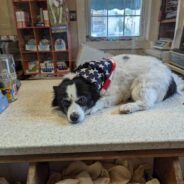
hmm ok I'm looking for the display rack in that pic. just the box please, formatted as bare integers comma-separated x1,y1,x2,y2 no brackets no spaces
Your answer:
12,0,72,77
158,0,178,39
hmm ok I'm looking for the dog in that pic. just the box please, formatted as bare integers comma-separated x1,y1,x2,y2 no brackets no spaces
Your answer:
52,54,184,124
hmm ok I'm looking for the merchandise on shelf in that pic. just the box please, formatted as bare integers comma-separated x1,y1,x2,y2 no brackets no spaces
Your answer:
38,39,50,51
55,39,66,51
43,10,49,26
25,39,37,51
16,10,30,28
0,91,9,113
26,60,39,74
0,55,18,102
48,0,67,26
40,60,54,74
36,8,49,27
0,55,17,79
56,61,67,71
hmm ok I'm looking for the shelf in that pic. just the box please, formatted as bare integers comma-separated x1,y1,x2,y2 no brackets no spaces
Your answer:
34,26,50,29
13,0,72,77
56,69,70,76
22,51,37,54
25,71,39,75
13,0,30,3
53,50,68,53
22,50,69,53
160,19,176,23
13,0,46,2
17,26,50,29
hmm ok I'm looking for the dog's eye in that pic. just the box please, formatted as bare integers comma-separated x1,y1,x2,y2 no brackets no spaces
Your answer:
62,99,71,108
77,96,87,106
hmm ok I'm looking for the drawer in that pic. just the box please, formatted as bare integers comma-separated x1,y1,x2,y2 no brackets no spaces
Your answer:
27,157,184,184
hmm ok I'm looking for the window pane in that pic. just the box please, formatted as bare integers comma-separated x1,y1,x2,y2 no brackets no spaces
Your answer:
91,17,107,37
108,17,124,37
124,16,140,36
125,8,141,15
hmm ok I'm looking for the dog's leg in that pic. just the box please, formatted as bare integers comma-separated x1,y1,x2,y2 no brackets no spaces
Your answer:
88,96,119,115
120,84,158,114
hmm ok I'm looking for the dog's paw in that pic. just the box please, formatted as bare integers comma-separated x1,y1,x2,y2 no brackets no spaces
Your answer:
89,108,99,115
119,104,134,114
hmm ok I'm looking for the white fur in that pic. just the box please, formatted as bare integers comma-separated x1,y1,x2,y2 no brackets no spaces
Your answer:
89,54,183,114
66,84,85,122
66,84,77,100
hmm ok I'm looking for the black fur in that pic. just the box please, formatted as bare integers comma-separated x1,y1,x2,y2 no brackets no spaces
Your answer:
163,77,177,100
52,76,100,114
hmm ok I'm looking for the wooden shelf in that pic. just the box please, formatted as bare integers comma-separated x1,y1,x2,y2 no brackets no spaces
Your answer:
17,26,50,29
22,50,37,54
160,19,176,23
12,0,72,77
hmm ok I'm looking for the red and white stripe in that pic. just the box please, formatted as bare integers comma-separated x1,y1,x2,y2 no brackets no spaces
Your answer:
100,58,116,96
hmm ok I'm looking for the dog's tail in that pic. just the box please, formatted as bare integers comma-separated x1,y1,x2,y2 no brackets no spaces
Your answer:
172,73,184,94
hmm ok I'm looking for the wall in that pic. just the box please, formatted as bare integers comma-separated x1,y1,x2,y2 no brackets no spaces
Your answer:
67,0,78,60
0,0,16,36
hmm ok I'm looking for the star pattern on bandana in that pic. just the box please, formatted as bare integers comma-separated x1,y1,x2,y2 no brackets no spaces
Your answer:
74,58,113,91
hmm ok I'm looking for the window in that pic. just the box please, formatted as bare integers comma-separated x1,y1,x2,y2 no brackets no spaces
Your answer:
88,0,143,39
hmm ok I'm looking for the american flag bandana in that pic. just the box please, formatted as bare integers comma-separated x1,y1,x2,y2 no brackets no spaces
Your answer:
74,58,116,96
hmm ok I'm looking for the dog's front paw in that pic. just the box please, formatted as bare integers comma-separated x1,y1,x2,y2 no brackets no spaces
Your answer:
89,107,99,115
119,104,134,114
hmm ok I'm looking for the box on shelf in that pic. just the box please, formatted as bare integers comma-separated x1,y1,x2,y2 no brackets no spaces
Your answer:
169,51,184,69
16,11,30,28
38,39,50,51
26,60,39,74
40,61,54,74
25,39,37,51
0,55,18,102
43,10,49,26
56,61,67,72
0,92,9,113
55,39,66,51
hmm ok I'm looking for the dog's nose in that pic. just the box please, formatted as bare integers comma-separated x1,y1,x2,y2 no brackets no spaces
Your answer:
70,113,79,123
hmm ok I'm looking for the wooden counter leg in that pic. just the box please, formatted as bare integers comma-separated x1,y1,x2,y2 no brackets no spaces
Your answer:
153,157,184,184
27,162,49,184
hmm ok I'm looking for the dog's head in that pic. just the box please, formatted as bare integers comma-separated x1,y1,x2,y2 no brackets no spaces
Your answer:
52,73,100,124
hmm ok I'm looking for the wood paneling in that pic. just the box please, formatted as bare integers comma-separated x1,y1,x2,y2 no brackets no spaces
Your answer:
0,0,16,35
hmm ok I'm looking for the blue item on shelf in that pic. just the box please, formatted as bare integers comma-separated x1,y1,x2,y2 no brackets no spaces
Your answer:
0,92,9,113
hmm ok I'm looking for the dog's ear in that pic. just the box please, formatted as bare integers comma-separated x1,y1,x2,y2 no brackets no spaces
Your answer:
52,86,58,106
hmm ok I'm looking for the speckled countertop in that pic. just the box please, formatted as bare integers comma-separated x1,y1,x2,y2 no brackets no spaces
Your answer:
0,80,184,156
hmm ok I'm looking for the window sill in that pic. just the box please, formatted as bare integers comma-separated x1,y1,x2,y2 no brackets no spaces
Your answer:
85,39,150,50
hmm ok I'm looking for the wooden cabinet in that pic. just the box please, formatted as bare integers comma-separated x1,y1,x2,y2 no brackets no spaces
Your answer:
26,157,184,184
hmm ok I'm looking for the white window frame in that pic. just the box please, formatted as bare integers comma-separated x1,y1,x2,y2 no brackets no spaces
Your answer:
87,0,143,40
76,0,161,50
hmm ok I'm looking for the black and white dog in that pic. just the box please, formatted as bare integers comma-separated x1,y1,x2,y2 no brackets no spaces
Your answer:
52,54,184,123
